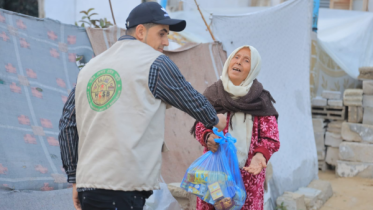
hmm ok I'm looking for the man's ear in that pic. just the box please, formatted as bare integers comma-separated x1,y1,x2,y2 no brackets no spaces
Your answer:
135,24,146,42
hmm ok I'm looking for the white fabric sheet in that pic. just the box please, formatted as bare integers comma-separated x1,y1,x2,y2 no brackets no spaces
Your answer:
318,8,373,79
212,0,317,207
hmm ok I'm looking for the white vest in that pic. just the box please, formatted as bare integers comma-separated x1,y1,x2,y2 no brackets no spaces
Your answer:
75,39,165,191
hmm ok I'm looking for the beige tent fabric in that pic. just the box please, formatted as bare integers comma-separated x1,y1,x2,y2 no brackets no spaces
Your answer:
310,32,360,98
162,42,227,183
85,26,126,55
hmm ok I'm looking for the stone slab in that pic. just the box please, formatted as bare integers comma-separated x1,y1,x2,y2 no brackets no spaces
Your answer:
341,122,361,142
343,100,363,106
307,180,333,204
363,80,373,95
348,106,363,123
294,187,323,210
326,127,341,134
341,122,373,143
314,132,325,152
358,66,373,80
327,99,343,107
312,97,327,106
336,160,373,178
312,118,325,133
344,89,363,97
325,132,342,147
363,107,373,125
168,183,197,210
318,160,327,171
276,192,307,210
339,142,373,163
327,121,343,134
363,95,373,107
317,148,325,161
322,90,341,100
326,147,339,166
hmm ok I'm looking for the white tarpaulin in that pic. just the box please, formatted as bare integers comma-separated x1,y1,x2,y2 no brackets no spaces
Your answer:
212,0,317,207
318,8,373,79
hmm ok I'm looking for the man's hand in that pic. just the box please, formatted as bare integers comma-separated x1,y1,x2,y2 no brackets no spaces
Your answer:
72,183,82,210
215,114,227,132
243,153,267,175
206,133,219,153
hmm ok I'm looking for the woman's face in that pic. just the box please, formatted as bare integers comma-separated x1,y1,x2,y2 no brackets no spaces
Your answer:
228,47,251,86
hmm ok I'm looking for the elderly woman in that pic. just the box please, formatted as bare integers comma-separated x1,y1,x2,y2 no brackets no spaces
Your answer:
191,46,280,210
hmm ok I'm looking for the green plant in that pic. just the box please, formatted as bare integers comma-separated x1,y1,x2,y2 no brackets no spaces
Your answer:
75,8,113,28
275,202,288,210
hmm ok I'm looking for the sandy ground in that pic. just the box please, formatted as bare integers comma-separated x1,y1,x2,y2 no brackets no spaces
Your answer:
319,170,373,210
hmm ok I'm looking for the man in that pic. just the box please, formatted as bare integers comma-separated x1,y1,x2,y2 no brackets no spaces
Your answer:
58,2,226,210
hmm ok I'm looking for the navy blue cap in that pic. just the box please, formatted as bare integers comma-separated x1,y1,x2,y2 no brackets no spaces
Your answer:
126,2,186,32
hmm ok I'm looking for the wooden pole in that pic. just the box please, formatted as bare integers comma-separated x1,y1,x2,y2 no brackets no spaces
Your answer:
194,0,216,41
109,0,117,25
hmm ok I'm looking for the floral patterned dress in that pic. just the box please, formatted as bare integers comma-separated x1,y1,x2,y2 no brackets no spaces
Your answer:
194,112,280,210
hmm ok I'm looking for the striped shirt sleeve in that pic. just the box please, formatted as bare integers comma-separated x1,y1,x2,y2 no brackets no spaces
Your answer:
58,87,78,183
148,55,218,128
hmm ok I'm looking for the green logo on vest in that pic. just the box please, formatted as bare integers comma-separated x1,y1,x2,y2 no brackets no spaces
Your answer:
87,69,122,112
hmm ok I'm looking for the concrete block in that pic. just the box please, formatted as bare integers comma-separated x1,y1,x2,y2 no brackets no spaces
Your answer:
327,99,343,107
168,183,197,210
325,132,342,147
307,180,333,204
294,187,323,210
318,160,327,171
343,100,363,106
327,121,343,134
312,97,327,106
339,142,373,163
363,95,373,107
347,106,363,123
358,66,373,80
276,192,307,210
326,147,339,166
322,90,341,100
341,122,373,143
336,160,373,178
312,118,325,133
363,80,373,95
314,132,325,152
317,149,325,161
326,127,341,134
344,89,363,97
363,107,373,125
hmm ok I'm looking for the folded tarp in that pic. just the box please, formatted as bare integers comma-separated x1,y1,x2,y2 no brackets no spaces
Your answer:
318,8,373,79
212,0,317,207
0,8,94,192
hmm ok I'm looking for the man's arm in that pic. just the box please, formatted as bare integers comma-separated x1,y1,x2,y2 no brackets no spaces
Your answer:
58,87,79,183
148,55,218,128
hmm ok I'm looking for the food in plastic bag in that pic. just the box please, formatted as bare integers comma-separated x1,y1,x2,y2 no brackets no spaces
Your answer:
180,128,246,209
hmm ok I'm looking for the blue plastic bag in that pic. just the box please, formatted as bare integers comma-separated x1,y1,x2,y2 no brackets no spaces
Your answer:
180,128,246,210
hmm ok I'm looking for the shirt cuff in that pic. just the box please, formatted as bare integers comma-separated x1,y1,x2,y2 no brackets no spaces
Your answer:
205,115,219,128
68,174,76,183
202,130,213,147
254,147,271,163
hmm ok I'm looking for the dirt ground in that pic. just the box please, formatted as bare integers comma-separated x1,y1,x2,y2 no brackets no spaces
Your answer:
319,170,373,210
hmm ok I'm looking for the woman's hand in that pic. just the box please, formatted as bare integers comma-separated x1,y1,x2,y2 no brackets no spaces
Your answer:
206,133,219,153
243,153,267,175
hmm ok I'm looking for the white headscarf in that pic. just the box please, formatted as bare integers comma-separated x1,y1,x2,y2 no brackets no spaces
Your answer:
220,45,262,168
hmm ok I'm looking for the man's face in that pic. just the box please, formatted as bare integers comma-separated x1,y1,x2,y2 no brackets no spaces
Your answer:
143,24,170,53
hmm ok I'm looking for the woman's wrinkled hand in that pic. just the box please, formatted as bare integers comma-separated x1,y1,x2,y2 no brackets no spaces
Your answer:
243,153,267,175
206,133,219,153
